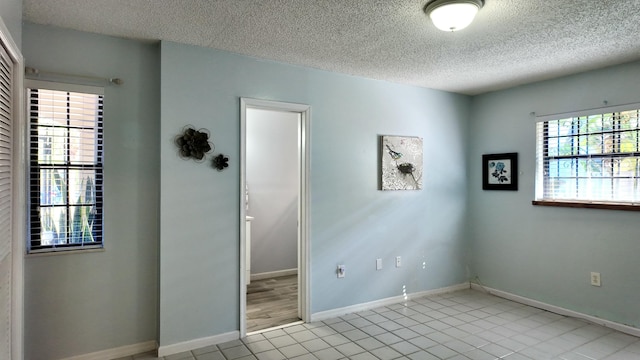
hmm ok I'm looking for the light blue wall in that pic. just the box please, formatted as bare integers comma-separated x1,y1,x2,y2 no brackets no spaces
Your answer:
22,19,640,357
22,23,160,359
160,41,471,347
468,61,640,328
22,20,640,357
0,0,22,48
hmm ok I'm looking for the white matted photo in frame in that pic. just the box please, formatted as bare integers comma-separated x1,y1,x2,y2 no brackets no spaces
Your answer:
482,152,518,190
380,135,423,190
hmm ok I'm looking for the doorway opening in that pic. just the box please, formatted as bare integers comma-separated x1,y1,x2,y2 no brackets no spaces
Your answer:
240,98,310,336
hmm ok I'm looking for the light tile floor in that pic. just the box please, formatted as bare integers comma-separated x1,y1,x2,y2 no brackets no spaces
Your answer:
121,289,640,360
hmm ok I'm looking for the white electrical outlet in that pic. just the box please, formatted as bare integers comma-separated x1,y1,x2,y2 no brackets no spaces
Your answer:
337,265,346,278
591,272,601,287
376,258,382,270
396,256,401,268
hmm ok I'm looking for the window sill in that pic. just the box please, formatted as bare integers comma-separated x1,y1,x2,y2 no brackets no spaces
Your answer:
26,247,105,257
532,200,640,211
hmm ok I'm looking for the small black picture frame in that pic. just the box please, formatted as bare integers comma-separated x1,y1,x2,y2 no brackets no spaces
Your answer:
482,153,518,190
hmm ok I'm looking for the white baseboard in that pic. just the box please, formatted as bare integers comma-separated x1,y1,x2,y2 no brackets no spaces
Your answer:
470,283,640,338
311,282,470,322
158,331,239,357
63,340,157,360
251,268,297,281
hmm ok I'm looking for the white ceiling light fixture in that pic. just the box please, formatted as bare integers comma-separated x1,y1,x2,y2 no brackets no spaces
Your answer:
424,0,484,32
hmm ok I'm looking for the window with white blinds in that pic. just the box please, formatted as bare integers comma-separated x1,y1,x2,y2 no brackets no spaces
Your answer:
27,81,104,253
535,106,640,205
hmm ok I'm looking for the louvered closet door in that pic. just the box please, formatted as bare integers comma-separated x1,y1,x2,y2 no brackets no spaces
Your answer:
0,39,14,360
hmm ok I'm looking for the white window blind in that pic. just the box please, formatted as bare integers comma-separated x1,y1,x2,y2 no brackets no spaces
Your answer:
535,105,640,205
0,38,13,360
27,81,104,253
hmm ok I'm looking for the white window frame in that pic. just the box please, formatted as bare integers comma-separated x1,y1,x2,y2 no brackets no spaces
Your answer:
26,80,105,253
534,103,640,210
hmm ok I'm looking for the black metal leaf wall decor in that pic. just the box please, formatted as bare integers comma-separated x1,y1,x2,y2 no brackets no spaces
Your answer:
175,125,230,171
213,154,229,171
175,126,213,161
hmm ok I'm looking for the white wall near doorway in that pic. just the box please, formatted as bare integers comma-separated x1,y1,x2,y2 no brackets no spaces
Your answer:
246,108,299,276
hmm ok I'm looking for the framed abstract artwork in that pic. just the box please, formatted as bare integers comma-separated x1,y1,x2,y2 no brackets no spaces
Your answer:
482,152,518,190
381,135,423,190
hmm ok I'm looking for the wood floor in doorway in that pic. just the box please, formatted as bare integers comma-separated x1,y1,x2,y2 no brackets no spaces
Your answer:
247,274,299,333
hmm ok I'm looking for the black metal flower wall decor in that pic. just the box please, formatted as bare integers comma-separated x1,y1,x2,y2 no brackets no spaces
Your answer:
175,126,213,161
175,125,230,171
213,154,229,171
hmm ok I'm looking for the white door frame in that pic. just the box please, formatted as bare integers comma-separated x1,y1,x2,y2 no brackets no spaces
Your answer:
239,98,310,337
0,16,25,360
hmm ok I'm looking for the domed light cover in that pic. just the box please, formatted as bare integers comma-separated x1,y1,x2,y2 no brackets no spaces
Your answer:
425,0,484,32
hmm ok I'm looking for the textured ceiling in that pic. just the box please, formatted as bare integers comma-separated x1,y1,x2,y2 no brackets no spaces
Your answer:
22,0,640,95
